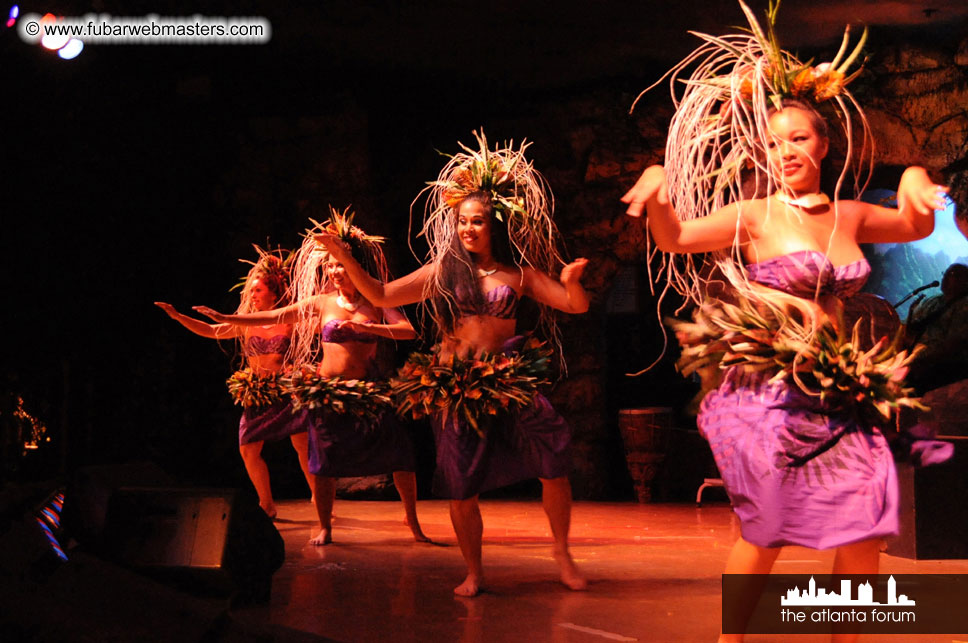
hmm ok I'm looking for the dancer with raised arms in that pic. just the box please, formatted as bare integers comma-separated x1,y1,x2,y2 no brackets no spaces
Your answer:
316,132,589,596
157,247,313,519
622,3,947,641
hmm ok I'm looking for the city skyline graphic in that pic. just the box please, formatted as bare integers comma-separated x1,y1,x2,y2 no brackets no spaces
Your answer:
781,576,916,607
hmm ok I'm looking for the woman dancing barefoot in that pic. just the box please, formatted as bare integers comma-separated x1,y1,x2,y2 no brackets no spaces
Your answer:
317,133,589,596
622,3,947,641
195,211,428,545
156,247,313,519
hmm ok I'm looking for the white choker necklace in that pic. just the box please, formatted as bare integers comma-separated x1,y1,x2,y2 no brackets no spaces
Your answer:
776,192,830,208
478,267,498,277
336,293,361,312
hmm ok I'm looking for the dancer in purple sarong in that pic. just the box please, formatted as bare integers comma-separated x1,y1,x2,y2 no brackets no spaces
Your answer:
195,210,428,545
316,132,590,596
622,4,947,642
156,247,313,519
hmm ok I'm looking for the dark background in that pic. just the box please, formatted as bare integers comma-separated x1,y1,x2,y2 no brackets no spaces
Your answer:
5,0,968,499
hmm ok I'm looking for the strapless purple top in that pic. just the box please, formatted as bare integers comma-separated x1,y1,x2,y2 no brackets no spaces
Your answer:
321,319,379,344
745,250,870,299
244,334,290,356
456,284,520,319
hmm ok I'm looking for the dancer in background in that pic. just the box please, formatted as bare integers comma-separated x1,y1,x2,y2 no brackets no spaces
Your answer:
194,210,428,545
316,132,589,596
156,247,313,519
621,3,947,641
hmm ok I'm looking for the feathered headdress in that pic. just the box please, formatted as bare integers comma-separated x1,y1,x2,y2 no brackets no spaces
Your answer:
233,244,293,314
416,129,564,272
311,205,386,257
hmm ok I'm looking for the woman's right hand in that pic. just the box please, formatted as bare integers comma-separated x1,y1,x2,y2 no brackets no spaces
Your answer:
192,305,229,323
621,165,668,217
155,301,180,319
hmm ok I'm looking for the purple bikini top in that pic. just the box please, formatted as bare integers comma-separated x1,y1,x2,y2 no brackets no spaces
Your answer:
321,319,379,344
456,284,520,320
244,334,290,356
745,250,871,299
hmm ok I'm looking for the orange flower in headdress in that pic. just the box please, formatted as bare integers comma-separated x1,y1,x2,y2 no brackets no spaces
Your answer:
810,63,846,101
791,67,815,98
739,71,755,102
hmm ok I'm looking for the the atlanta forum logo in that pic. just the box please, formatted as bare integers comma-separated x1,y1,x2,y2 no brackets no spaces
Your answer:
780,575,916,624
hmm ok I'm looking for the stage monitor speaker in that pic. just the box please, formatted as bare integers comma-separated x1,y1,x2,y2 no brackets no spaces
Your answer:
887,438,968,559
100,486,284,604
63,461,173,545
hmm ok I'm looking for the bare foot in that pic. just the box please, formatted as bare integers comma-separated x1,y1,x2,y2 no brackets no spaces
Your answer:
409,524,432,543
260,502,278,520
309,528,332,546
403,515,432,542
554,551,587,591
453,573,483,597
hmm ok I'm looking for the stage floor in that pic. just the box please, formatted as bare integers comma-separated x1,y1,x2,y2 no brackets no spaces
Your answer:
240,499,968,642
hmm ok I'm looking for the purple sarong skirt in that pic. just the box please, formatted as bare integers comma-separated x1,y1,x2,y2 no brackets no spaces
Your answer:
698,367,898,549
308,409,415,478
431,394,572,500
239,400,310,445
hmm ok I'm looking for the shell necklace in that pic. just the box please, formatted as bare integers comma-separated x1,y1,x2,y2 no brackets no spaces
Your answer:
776,191,830,209
336,292,361,312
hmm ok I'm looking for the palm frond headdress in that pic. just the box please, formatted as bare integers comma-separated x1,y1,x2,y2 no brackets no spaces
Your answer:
233,244,294,314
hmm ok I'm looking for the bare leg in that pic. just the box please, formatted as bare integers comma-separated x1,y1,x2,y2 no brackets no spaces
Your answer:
723,537,782,575
392,471,430,542
719,537,782,643
830,539,882,643
289,432,315,501
832,538,881,575
310,475,335,545
449,496,484,596
539,476,587,590
239,441,276,518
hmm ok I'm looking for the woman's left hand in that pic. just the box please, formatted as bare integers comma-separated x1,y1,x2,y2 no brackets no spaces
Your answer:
192,305,228,323
560,258,589,286
898,168,948,216
314,232,351,261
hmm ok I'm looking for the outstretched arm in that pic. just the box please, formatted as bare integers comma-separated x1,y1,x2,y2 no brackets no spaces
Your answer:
522,259,590,314
155,302,240,339
622,165,745,254
314,233,433,307
192,297,317,326
856,167,947,243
